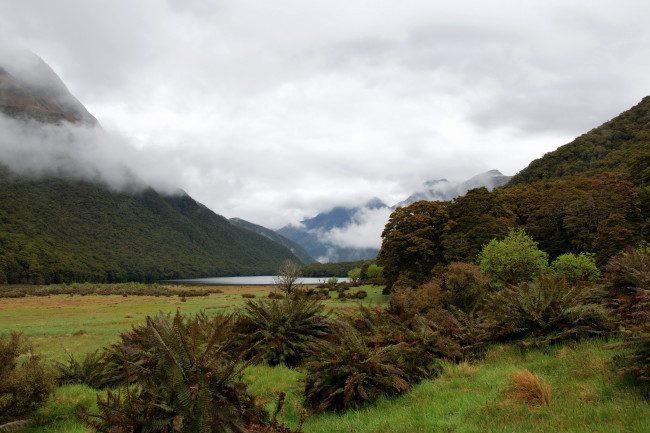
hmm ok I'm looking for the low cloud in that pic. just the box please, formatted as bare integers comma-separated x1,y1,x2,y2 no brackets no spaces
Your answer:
0,115,179,194
319,206,393,250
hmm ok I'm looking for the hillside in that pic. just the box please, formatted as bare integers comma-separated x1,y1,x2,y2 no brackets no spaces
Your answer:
507,96,650,188
0,167,301,283
0,49,97,125
0,50,302,283
229,217,316,264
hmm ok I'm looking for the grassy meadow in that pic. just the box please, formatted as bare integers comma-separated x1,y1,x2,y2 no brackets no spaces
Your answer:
2,284,649,433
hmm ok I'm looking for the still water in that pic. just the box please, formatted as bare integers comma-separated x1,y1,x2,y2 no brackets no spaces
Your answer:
169,276,348,286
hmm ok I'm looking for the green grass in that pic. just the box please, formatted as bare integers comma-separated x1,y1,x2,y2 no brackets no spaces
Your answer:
4,285,650,433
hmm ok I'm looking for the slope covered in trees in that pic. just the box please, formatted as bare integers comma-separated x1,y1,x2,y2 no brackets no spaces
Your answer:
378,96,650,288
507,96,650,188
0,167,301,284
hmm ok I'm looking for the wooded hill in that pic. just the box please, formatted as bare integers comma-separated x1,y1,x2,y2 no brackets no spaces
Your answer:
0,167,302,284
378,96,650,288
0,52,304,284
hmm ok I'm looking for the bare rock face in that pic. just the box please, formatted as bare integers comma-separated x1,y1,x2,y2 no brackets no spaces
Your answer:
0,47,97,125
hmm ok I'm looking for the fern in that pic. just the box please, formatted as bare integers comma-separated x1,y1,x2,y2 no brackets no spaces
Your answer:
239,297,330,368
79,311,268,433
486,274,613,345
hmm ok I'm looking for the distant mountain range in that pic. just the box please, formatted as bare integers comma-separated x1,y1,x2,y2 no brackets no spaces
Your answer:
276,170,511,262
229,218,316,264
0,50,304,284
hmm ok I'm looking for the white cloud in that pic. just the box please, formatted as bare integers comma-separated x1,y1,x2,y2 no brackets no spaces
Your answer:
1,0,650,229
319,206,393,250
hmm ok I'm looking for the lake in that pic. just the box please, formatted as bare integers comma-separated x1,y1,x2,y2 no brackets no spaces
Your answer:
168,276,349,286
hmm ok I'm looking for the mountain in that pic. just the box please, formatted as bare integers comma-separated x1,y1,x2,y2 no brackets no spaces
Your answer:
277,170,510,263
506,96,650,189
277,199,390,263
396,169,511,207
0,50,302,284
229,218,316,264
0,49,97,125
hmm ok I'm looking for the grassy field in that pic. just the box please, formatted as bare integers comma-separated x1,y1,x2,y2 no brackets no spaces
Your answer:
3,285,650,433
0,284,384,361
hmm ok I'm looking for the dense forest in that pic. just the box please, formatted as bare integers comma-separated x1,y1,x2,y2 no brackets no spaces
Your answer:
0,167,301,284
378,96,650,289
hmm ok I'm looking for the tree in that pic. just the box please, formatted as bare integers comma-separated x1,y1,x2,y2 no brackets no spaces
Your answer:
550,252,600,283
478,228,549,287
377,200,450,289
274,259,302,296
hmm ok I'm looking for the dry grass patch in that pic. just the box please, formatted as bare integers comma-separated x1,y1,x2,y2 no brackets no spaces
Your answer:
444,361,479,379
507,369,552,407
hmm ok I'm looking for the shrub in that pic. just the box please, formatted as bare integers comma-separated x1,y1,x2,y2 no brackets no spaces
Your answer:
0,333,56,425
443,262,490,312
478,228,549,287
303,320,412,413
78,312,268,433
611,289,650,396
238,297,330,368
551,252,601,284
507,369,552,407
604,244,650,293
435,306,491,359
486,274,613,345
388,277,445,323
53,349,114,389
242,293,256,299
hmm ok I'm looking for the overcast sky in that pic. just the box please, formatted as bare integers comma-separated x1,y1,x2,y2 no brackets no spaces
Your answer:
2,0,650,229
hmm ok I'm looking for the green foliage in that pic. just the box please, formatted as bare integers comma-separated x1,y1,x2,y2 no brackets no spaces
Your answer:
442,262,490,312
347,267,362,285
78,312,268,433
505,174,643,264
507,96,650,189
478,229,549,287
326,277,338,286
611,290,650,396
486,274,613,345
53,350,114,390
302,320,412,413
0,168,299,283
0,333,56,425
238,297,330,368
377,200,451,289
300,260,368,278
604,244,650,293
550,253,601,284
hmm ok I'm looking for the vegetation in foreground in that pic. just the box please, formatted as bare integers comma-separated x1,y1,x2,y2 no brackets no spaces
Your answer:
2,242,650,432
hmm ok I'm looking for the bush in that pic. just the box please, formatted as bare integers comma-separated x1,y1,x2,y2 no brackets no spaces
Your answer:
303,320,413,413
78,312,268,433
604,244,650,293
551,252,601,284
53,349,114,389
388,278,445,323
0,333,56,425
478,228,549,287
611,289,650,396
443,262,490,312
486,274,613,345
238,297,330,368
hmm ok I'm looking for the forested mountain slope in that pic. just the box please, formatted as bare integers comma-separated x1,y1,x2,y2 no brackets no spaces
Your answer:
0,50,302,284
507,96,650,188
0,168,301,283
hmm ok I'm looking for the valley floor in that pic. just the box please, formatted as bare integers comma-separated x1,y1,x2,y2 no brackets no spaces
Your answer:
1,285,649,433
